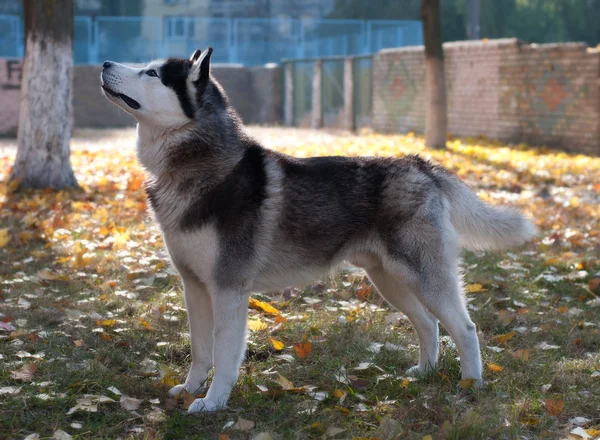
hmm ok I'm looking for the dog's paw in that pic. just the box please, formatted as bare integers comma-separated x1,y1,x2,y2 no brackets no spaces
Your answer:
168,383,208,398
168,384,186,398
187,397,223,414
405,365,428,377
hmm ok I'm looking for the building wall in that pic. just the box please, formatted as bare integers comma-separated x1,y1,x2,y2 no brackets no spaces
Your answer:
0,59,282,135
499,43,600,153
372,39,600,155
141,0,210,41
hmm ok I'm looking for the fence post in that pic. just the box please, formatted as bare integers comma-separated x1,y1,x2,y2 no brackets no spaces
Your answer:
284,62,294,127
92,17,100,64
344,57,355,131
311,60,323,129
227,18,234,64
232,19,239,64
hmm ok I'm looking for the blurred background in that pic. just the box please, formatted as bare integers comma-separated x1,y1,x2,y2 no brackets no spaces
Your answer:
1,0,599,158
1,0,599,65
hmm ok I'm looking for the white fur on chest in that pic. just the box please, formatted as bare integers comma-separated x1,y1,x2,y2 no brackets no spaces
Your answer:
162,225,220,288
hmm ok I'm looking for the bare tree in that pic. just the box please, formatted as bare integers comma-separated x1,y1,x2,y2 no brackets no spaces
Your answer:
421,0,447,149
10,0,77,189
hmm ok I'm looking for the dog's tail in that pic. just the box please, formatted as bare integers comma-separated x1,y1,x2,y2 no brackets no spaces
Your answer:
438,172,536,250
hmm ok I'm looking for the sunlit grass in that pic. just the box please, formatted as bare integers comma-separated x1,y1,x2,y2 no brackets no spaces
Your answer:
0,128,599,439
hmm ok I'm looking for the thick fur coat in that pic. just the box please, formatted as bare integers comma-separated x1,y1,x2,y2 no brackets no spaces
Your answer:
101,48,535,413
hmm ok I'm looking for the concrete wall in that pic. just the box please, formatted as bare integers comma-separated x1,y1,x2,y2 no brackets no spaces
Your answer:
0,60,282,136
372,39,600,155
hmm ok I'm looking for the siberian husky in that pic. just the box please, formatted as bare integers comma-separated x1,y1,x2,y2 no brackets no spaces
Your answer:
101,48,535,413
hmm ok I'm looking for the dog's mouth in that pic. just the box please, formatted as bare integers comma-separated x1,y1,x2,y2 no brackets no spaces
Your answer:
101,84,141,110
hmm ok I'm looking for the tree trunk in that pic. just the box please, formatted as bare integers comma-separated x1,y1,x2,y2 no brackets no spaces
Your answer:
421,0,447,149
10,0,77,189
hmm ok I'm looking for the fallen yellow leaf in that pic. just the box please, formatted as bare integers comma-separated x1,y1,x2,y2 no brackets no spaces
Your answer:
465,283,487,293
138,318,152,330
494,331,516,343
158,364,179,388
268,338,284,351
249,297,280,315
487,362,503,373
96,319,117,328
458,378,477,389
0,229,10,248
248,318,268,332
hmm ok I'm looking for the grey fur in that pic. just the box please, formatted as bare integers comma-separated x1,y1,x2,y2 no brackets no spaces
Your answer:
101,49,536,413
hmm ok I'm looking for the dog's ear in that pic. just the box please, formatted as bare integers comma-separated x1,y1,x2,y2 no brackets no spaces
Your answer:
189,49,202,62
190,47,213,83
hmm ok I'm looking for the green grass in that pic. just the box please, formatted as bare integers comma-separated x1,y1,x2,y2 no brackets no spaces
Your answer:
1,128,600,439
1,247,599,439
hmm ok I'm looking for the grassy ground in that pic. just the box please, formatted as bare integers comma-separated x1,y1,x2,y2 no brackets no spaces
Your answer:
0,128,599,440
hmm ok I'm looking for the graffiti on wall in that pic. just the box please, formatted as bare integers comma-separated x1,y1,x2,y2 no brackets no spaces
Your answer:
0,59,23,133
503,62,589,137
1,59,22,89
376,57,424,131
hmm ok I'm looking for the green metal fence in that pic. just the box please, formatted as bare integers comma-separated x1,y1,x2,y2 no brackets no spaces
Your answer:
292,61,315,127
352,55,373,129
283,54,373,131
322,58,345,128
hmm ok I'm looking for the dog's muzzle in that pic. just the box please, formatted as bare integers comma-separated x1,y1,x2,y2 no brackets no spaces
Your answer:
100,64,141,110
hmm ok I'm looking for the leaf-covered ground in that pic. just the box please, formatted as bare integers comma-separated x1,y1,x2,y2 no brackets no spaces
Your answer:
0,128,599,440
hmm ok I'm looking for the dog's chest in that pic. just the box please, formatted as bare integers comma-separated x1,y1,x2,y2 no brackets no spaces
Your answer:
161,225,220,284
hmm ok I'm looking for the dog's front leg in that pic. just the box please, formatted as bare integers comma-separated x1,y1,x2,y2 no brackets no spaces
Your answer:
169,275,214,397
187,289,249,413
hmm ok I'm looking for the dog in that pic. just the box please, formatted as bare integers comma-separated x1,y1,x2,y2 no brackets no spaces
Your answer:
101,48,535,413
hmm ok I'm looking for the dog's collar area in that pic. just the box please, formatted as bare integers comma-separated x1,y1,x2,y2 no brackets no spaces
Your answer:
101,85,141,110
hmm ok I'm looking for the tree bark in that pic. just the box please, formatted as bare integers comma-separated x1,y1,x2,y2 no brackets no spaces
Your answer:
10,0,77,189
421,0,448,149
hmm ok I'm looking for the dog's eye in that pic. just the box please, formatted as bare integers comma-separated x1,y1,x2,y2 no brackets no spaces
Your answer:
146,69,158,77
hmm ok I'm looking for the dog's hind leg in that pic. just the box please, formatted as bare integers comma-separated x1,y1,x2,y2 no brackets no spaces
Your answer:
390,223,483,386
367,266,439,376
168,273,214,397
412,267,482,385
187,289,249,413
384,210,482,386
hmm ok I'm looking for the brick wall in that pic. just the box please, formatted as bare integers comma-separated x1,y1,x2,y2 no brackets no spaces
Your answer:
499,43,600,154
372,47,426,134
0,60,282,136
373,39,600,155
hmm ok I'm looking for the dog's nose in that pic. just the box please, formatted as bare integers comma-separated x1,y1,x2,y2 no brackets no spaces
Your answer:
102,61,113,69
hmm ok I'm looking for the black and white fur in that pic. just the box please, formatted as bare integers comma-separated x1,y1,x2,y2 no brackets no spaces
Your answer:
101,49,535,413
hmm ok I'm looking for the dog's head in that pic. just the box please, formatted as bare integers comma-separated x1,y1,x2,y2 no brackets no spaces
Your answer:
100,48,226,127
